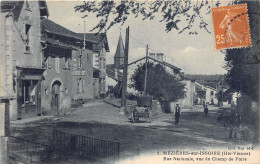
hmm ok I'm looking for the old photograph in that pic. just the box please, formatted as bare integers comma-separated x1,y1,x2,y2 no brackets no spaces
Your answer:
0,0,260,163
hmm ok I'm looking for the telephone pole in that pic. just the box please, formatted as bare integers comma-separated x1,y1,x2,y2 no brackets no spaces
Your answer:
144,44,148,95
83,20,86,50
121,26,130,107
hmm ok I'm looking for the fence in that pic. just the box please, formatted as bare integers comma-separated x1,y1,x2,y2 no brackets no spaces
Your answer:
8,136,74,164
53,129,120,163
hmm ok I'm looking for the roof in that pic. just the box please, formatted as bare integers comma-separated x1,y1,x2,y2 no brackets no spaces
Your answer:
127,56,181,71
41,36,80,50
1,1,24,21
114,33,124,58
106,64,123,81
77,33,110,52
1,1,48,21
41,18,92,42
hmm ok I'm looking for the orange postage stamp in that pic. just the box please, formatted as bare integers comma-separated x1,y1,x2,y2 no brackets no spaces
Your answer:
211,4,251,50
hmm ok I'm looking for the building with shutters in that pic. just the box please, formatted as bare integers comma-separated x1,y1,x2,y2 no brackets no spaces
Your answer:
40,18,97,115
0,1,48,120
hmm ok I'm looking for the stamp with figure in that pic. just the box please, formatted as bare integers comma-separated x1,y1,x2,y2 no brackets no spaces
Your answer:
212,4,251,50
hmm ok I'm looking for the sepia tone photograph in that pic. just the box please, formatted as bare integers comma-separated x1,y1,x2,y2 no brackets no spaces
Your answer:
0,0,259,163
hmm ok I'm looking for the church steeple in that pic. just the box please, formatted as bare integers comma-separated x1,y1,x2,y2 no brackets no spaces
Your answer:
114,33,125,69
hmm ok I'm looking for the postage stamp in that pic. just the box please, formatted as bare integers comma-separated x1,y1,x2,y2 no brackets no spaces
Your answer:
211,4,251,50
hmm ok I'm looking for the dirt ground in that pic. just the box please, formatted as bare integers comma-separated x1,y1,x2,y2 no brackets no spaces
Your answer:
10,100,253,163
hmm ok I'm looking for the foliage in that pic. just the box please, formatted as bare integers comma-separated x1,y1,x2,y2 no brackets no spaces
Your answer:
236,95,255,125
129,62,186,102
215,89,233,104
224,0,260,101
74,0,229,33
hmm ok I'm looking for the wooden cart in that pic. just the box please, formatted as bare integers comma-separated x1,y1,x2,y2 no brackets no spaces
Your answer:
131,96,153,123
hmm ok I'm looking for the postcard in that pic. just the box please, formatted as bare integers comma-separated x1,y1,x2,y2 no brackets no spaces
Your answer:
0,0,259,163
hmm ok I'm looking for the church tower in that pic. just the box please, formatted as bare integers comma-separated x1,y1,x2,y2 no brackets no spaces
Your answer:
114,33,125,69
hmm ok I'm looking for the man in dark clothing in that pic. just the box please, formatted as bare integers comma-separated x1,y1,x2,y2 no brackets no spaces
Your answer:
204,105,209,117
175,104,181,124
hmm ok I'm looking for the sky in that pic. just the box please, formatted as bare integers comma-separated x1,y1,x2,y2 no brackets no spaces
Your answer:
46,1,228,75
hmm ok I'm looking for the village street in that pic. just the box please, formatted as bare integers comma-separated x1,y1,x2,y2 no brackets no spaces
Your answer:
10,99,252,163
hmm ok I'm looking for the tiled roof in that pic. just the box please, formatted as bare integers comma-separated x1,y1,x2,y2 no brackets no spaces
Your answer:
127,56,181,71
106,64,123,81
1,1,24,21
41,36,79,50
41,18,86,41
1,1,48,21
41,19,98,44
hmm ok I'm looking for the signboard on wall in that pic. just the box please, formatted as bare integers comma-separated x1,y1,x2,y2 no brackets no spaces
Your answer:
72,71,85,76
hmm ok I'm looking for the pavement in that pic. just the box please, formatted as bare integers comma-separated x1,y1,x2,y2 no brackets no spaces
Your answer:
9,99,253,163
10,116,54,126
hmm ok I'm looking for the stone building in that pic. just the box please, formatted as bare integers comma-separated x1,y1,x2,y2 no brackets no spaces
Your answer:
77,33,109,98
0,1,48,120
41,18,96,115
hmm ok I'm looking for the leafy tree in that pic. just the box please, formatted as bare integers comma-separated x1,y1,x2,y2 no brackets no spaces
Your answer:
74,0,226,33
224,0,260,145
129,62,186,102
215,89,233,104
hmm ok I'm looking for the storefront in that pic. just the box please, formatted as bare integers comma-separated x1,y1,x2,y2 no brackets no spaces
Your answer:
16,67,45,119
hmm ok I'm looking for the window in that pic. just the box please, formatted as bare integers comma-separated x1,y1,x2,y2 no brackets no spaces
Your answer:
93,53,99,69
65,88,68,95
78,55,83,68
45,89,48,95
55,57,60,73
25,24,31,53
65,57,70,69
77,78,83,93
210,91,214,96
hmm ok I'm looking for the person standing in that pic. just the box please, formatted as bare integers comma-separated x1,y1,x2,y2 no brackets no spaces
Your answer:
175,104,181,124
204,105,209,118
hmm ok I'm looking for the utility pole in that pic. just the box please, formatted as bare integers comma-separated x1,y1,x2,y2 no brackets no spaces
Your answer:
144,44,148,95
83,20,86,50
121,26,129,107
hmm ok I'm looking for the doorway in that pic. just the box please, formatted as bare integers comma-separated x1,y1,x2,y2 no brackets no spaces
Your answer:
51,81,61,115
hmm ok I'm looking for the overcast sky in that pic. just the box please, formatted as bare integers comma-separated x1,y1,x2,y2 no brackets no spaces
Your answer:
46,1,228,75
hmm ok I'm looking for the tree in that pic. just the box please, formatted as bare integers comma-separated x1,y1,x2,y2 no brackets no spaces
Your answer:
224,0,260,145
74,0,225,33
129,62,186,102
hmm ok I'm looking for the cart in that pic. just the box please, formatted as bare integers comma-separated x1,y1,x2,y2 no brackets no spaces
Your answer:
131,96,153,123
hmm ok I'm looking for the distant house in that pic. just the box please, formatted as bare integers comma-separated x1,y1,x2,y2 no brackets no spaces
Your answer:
0,1,48,120
205,86,218,105
40,18,96,115
194,82,218,105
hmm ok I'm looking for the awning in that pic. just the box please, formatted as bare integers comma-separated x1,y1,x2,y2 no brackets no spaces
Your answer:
16,66,45,80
